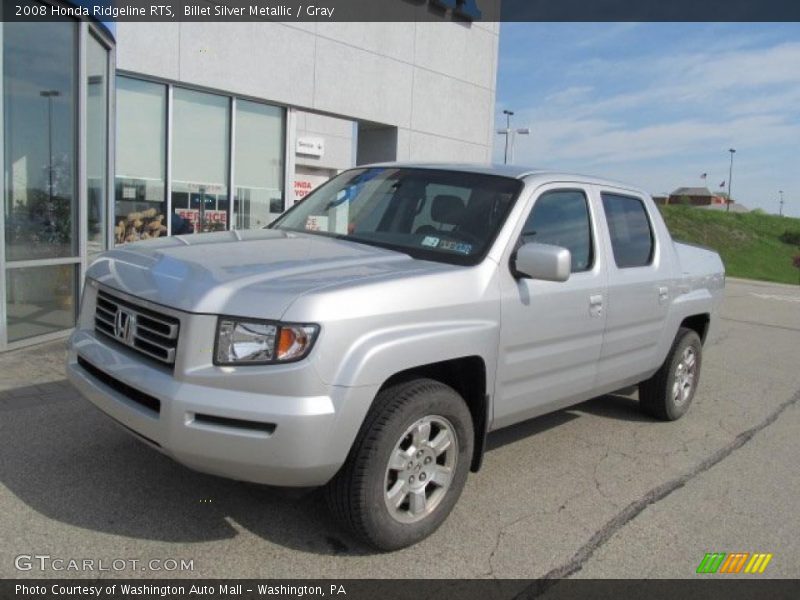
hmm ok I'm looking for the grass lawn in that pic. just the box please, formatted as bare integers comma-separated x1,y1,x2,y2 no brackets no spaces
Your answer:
659,205,800,286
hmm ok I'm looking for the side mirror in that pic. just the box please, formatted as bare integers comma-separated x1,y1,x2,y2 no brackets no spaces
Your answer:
514,242,571,282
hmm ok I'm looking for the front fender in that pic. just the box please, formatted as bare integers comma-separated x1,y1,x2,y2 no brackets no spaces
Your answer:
323,319,499,389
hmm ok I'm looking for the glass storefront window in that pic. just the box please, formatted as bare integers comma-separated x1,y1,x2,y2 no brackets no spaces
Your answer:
3,20,77,261
114,76,167,243
86,34,109,262
234,100,284,229
112,78,288,242
5,264,78,343
2,17,112,349
171,88,230,234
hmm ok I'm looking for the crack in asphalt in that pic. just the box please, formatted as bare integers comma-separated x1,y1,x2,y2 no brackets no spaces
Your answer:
513,386,800,598
481,485,592,578
720,317,800,333
482,511,540,578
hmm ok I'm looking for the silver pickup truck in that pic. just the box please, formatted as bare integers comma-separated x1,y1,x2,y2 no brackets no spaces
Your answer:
67,164,724,550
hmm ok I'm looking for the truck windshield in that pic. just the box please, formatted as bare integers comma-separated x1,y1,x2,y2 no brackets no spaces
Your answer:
270,167,523,266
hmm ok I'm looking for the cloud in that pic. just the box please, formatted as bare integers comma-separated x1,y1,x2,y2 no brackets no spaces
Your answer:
495,25,800,214
517,114,799,166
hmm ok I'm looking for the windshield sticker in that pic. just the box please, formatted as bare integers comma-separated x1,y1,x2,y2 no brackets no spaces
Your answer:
421,236,440,248
305,215,328,232
438,240,473,255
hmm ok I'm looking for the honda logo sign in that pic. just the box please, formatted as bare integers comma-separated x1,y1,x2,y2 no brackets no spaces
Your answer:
114,309,137,345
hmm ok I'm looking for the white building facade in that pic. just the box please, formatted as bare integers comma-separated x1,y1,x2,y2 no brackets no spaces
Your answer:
1,16,499,350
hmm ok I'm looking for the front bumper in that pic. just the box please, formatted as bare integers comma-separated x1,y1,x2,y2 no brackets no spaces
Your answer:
67,330,376,487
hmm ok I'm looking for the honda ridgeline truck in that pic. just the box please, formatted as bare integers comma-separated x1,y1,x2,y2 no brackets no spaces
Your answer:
67,164,724,550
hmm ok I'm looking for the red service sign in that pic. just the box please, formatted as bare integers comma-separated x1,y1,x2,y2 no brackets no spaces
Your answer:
294,179,315,200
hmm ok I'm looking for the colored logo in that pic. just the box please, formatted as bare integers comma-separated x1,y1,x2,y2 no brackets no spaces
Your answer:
696,552,773,574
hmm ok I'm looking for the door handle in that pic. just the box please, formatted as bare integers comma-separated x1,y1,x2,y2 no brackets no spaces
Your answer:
589,294,603,317
658,286,669,304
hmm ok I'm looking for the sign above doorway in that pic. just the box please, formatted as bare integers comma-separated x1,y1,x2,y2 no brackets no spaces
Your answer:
296,137,325,158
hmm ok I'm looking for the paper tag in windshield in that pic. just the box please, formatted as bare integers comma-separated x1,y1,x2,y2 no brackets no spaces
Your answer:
305,215,328,232
421,236,440,248
438,240,472,255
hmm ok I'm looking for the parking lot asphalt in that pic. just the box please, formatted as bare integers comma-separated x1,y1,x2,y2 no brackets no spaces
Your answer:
1,278,798,580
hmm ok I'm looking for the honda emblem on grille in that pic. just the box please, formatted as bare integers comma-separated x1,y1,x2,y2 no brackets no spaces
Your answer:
114,309,136,345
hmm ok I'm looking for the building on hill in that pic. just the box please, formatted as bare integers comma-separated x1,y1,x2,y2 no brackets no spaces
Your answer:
665,187,728,206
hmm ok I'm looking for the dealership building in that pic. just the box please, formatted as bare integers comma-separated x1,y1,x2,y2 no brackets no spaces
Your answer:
0,10,499,350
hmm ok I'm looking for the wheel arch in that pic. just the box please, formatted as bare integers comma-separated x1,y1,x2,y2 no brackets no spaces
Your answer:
378,356,489,473
679,313,710,344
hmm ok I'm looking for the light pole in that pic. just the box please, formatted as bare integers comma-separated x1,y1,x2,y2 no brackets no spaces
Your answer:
502,110,513,164
779,190,784,216
497,110,530,165
726,148,736,213
40,90,61,202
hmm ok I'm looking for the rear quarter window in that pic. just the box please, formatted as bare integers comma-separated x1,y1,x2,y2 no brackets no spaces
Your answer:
601,193,654,268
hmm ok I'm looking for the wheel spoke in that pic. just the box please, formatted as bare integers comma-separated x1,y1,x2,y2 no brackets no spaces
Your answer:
408,489,427,516
684,352,696,370
388,448,411,471
413,421,432,447
430,465,452,487
386,480,408,508
430,429,452,456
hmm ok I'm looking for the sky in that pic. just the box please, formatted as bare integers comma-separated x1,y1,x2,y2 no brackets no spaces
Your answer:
493,23,800,217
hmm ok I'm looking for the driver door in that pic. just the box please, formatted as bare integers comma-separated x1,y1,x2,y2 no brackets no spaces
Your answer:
494,184,608,429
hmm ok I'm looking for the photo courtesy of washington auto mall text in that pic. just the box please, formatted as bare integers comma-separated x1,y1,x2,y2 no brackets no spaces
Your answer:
2,0,800,598
15,583,348,597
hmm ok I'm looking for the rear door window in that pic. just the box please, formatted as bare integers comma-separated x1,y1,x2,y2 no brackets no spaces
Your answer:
601,193,654,268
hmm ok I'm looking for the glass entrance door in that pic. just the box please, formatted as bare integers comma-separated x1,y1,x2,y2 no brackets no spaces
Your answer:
1,16,112,349
3,20,79,345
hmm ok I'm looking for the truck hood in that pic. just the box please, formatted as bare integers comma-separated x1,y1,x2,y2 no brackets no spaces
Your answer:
87,229,435,319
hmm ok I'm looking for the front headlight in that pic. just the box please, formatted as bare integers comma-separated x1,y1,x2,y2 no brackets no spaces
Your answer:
214,318,319,365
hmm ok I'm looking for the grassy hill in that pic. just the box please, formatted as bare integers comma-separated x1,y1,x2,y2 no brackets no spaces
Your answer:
658,205,800,285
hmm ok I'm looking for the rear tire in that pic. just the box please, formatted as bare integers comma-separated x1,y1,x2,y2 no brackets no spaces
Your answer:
639,327,703,421
325,378,473,551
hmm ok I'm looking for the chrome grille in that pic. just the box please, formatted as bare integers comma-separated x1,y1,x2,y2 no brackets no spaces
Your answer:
94,290,180,366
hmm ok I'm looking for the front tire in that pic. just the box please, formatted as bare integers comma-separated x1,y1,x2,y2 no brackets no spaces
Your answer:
639,327,703,421
326,378,474,551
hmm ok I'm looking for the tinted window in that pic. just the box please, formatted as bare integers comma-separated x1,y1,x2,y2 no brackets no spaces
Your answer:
115,76,167,242
234,99,284,229
521,190,593,272
601,193,654,268
271,168,522,266
86,34,109,262
4,20,77,260
172,88,230,234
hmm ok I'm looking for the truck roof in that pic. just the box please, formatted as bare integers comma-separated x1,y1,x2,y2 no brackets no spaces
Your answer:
368,162,646,195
